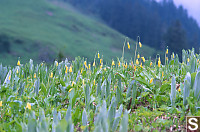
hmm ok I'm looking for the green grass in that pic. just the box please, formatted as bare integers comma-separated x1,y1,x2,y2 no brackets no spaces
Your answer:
0,0,157,65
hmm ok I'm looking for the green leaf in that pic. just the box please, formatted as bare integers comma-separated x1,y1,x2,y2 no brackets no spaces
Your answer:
120,110,128,132
193,71,200,100
108,97,116,129
135,77,149,88
153,78,162,89
126,80,135,99
117,73,125,81
65,106,71,122
160,83,171,94
112,104,123,131
28,117,36,132
131,81,137,107
55,119,68,132
40,83,47,96
82,109,88,132
106,76,111,99
134,124,143,131
183,72,191,106
60,80,66,86
34,78,40,96
190,56,196,73
170,75,176,107
141,92,149,98
97,77,101,96
169,60,174,65
191,72,196,89
85,84,90,109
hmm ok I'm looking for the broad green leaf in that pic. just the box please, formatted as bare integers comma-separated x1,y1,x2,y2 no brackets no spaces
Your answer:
193,71,200,100
183,72,191,106
170,75,176,107
82,109,88,132
119,110,128,132
191,72,197,89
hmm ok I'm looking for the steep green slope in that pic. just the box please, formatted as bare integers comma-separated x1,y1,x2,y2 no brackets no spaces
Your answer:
0,0,156,65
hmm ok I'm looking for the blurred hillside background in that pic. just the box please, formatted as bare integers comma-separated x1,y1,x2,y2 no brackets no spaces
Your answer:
0,0,200,65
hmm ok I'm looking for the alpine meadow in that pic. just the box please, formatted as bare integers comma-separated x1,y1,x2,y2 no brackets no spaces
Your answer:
1,0,200,131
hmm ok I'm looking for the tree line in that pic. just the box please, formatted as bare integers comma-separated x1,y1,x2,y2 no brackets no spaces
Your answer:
62,0,200,56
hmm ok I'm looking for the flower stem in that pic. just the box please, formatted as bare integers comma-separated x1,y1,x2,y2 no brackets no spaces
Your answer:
122,37,128,64
134,36,140,64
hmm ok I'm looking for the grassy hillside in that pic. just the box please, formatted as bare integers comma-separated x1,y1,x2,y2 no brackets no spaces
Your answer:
0,0,157,65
